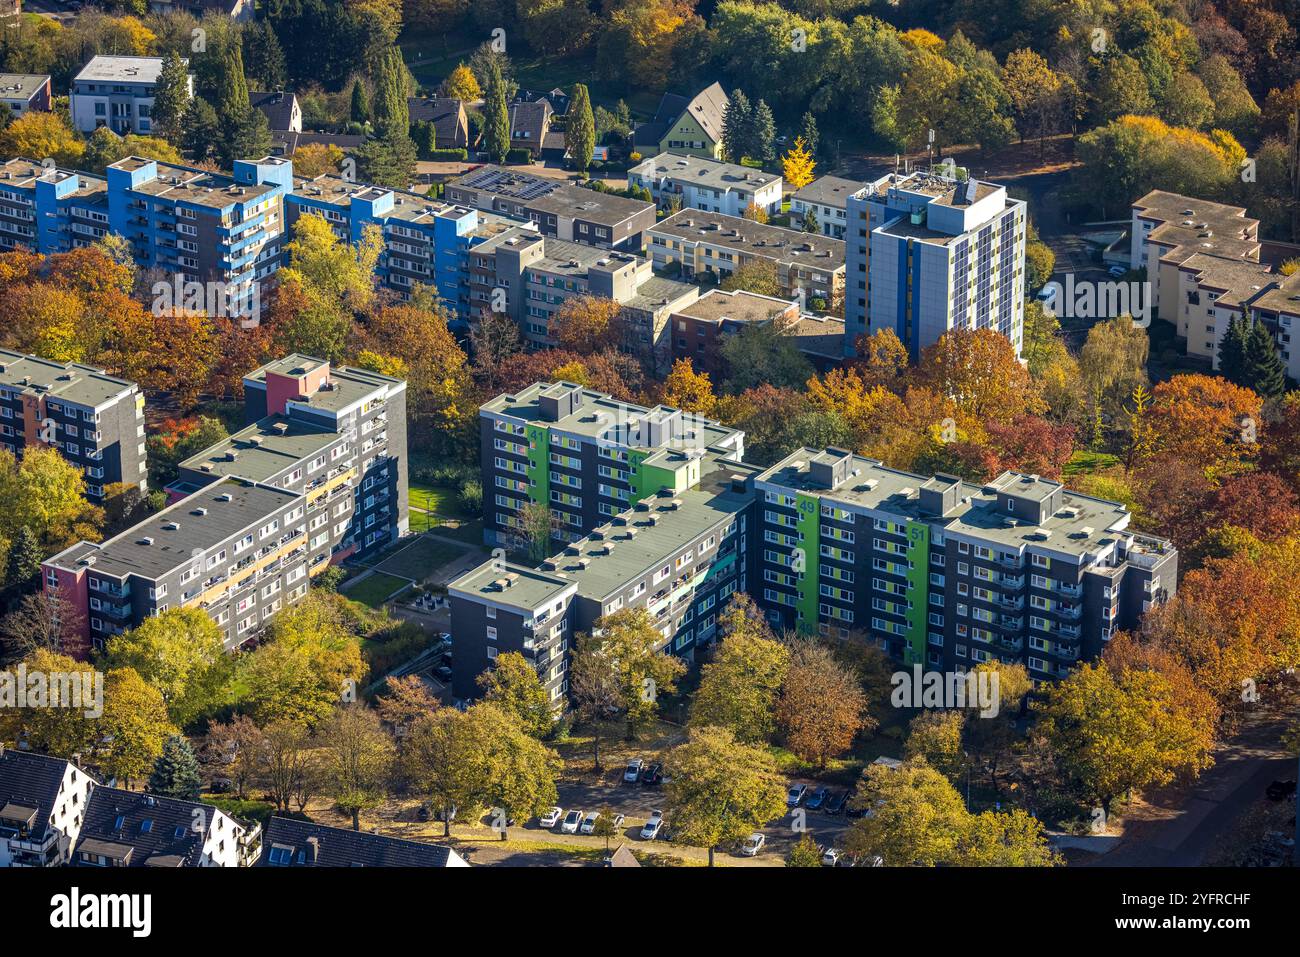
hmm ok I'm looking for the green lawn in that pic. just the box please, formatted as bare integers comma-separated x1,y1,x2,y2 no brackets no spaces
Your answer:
1063,450,1122,478
373,535,469,580
410,482,470,519
343,571,412,608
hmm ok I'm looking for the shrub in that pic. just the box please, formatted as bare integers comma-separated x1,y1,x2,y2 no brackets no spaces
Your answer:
458,479,483,516
427,148,468,161
505,147,532,164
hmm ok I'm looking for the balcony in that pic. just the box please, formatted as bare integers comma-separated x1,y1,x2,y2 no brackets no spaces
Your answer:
998,574,1023,589
998,596,1024,610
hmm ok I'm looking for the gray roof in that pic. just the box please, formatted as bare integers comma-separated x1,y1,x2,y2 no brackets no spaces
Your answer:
755,448,1146,558
178,414,342,483
73,55,178,85
0,349,138,411
0,74,49,102
508,99,552,145
793,175,865,209
0,750,79,844
261,816,467,867
651,209,845,269
673,288,796,324
631,152,780,192
528,184,653,226
47,477,302,581
242,354,404,415
644,82,729,143
450,164,561,202
249,91,297,131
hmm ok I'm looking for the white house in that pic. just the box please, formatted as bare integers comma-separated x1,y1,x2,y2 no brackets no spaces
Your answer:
628,153,783,219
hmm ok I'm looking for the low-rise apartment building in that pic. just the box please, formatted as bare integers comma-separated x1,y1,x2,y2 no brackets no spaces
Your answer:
754,448,1177,684
467,231,697,368
0,74,51,116
667,288,800,373
446,165,655,253
479,381,744,546
0,349,146,501
449,455,758,702
69,55,192,135
791,175,863,239
627,153,783,218
648,209,846,308
261,817,467,867
845,170,1026,360
0,748,93,868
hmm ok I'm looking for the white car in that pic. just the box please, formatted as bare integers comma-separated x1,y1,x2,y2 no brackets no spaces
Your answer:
538,807,563,829
739,833,765,857
560,809,583,834
624,758,644,783
579,811,601,835
640,810,664,841
822,847,842,867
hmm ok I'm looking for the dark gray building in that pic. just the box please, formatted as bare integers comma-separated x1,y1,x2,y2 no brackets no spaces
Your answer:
753,448,1178,684
0,349,147,502
478,381,744,546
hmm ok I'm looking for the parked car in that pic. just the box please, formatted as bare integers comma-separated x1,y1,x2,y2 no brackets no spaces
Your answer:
609,813,625,832
434,664,453,682
822,847,842,867
806,787,829,811
579,811,601,835
824,791,848,815
1107,264,1127,278
640,763,663,786
640,810,664,840
560,809,583,834
787,784,808,808
209,777,233,794
739,833,766,857
1266,779,1297,801
624,758,644,783
538,807,563,829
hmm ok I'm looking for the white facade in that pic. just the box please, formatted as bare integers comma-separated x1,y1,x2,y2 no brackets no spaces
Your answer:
628,153,783,219
69,56,192,135
0,758,93,868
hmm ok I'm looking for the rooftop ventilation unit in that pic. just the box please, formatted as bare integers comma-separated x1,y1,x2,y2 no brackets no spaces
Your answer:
164,521,180,531
191,507,208,516
215,493,233,502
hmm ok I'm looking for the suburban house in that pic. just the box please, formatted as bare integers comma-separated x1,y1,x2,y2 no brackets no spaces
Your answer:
0,748,94,868
260,817,468,867
73,786,261,867
506,99,554,157
648,209,846,307
408,96,470,149
791,175,864,239
515,87,570,115
628,152,783,218
633,82,730,160
250,90,302,134
0,74,51,117
69,55,193,135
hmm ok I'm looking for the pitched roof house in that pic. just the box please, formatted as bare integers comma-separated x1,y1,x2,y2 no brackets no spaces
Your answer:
408,96,470,149
0,747,94,868
73,786,261,867
634,82,730,160
250,91,302,133
260,816,469,867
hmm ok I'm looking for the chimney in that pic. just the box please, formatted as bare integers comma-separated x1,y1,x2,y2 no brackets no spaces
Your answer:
307,836,320,863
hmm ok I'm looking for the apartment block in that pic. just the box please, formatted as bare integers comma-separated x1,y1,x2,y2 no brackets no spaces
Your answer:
648,210,845,308
43,476,314,651
445,165,655,252
467,230,697,368
288,172,522,321
0,349,147,501
1130,189,1261,323
753,448,1177,684
845,171,1025,360
0,74,51,116
479,381,745,546
791,175,865,239
449,455,758,703
69,55,192,135
0,158,110,253
627,153,783,218
668,288,800,373
0,748,93,867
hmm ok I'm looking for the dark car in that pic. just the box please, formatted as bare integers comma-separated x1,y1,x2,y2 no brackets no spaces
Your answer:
844,793,869,818
1266,779,1297,801
824,790,849,815
434,664,453,682
640,763,664,786
805,787,830,811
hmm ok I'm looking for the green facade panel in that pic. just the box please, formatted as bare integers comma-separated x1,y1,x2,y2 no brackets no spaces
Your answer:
794,492,821,633
902,519,930,665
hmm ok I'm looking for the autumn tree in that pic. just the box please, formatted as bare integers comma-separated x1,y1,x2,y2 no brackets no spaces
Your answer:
662,725,788,866
442,63,481,100
776,639,872,767
590,608,687,737
689,595,789,743
100,668,175,788
203,715,267,799
904,709,967,782
477,651,554,738
1141,374,1263,476
291,142,345,177
260,720,318,813
782,135,816,189
1036,662,1216,820
316,704,396,830
104,608,232,727
548,296,624,354
568,630,622,770
660,358,718,417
